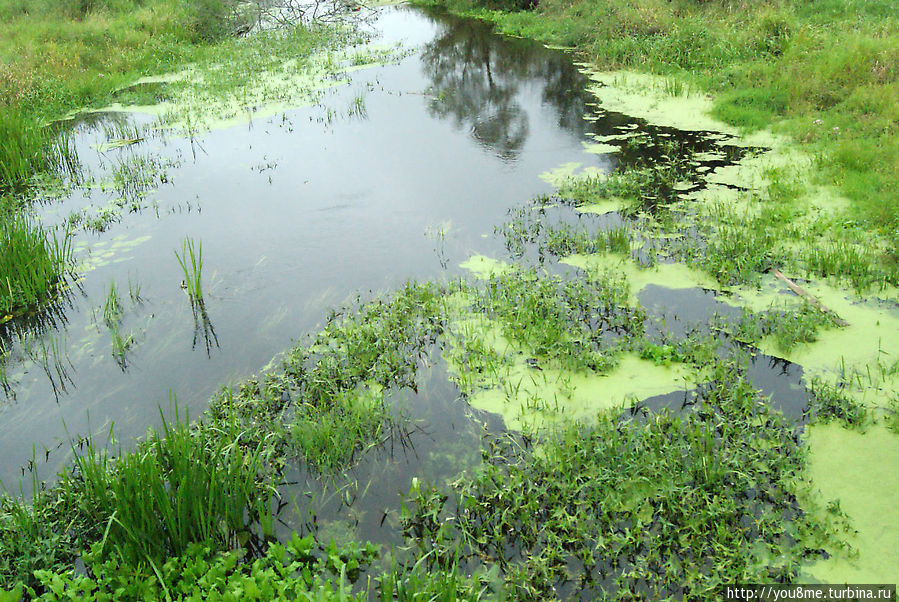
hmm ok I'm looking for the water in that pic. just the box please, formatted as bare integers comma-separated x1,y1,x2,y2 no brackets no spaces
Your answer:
0,5,809,501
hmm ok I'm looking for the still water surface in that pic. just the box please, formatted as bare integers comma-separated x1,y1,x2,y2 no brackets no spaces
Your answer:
0,6,806,504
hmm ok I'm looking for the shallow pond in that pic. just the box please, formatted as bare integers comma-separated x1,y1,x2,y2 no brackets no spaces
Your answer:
1,3,815,537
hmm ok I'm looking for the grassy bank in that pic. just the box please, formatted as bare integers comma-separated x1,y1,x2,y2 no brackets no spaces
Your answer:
413,0,899,252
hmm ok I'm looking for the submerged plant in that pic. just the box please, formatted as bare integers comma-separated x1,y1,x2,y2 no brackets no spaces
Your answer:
103,282,123,329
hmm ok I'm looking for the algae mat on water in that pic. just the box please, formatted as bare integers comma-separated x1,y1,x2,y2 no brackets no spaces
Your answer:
508,65,899,582
802,423,899,583
90,33,405,135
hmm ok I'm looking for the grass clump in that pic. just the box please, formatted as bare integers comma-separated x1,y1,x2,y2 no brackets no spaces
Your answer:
400,362,849,599
174,237,204,305
713,301,842,354
474,268,643,372
208,281,447,472
806,379,869,429
60,405,276,568
0,212,72,320
0,404,277,592
0,108,54,191
101,281,133,369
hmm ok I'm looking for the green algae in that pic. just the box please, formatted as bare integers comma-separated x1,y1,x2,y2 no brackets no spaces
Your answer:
442,288,696,431
802,423,899,583
574,198,626,216
91,36,404,136
581,141,619,155
459,254,511,279
580,69,737,134
73,235,152,273
561,252,720,299
538,161,605,187
723,278,899,408
465,352,696,431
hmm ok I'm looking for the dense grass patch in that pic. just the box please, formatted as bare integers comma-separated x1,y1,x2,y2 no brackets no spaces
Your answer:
475,268,644,372
4,534,376,600
62,406,276,568
399,362,849,599
210,281,447,472
0,211,72,319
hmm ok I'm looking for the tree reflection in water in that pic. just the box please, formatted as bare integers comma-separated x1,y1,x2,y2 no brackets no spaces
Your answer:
419,10,592,161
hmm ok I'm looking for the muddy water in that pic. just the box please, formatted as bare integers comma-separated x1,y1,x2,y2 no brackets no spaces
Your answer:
0,5,808,505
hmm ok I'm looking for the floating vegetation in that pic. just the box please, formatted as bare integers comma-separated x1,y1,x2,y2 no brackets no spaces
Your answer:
98,28,401,136
73,235,152,274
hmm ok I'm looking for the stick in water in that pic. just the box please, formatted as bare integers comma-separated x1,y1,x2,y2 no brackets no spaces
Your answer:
772,268,849,327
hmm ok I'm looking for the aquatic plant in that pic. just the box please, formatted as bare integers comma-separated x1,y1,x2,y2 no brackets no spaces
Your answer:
473,267,643,372
806,378,869,429
127,277,142,304
400,361,851,598
0,108,49,191
103,282,123,329
174,236,204,305
212,281,446,472
101,281,134,369
5,530,378,600
0,213,72,319
347,93,367,119
61,402,276,568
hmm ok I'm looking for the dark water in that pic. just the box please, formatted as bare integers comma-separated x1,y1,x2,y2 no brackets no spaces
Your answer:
0,7,610,488
0,4,809,507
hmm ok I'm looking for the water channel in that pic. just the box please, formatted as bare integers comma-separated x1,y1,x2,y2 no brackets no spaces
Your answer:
0,3,809,536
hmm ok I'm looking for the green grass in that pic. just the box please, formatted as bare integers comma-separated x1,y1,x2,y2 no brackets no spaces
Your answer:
475,267,643,372
212,281,447,472
61,403,276,568
0,108,54,191
174,237,204,305
8,534,377,601
101,281,133,369
0,211,72,319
